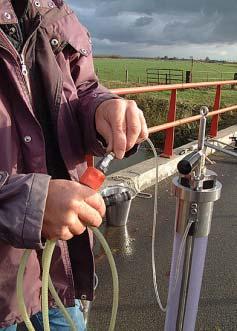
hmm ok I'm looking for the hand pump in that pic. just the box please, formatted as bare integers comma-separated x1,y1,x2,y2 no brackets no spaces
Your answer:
164,107,222,331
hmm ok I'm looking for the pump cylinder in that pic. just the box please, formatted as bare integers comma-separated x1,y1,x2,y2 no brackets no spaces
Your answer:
165,235,208,331
172,171,221,237
164,170,221,331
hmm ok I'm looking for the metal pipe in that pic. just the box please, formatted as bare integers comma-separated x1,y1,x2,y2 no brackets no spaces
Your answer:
205,141,237,157
111,80,237,95
198,107,208,151
148,105,237,135
176,236,194,331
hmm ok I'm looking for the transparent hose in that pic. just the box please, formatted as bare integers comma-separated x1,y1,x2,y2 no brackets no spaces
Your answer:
146,137,167,312
146,137,196,313
42,240,77,331
41,228,119,331
16,250,35,331
91,227,119,331
172,220,194,294
18,226,119,331
41,240,56,331
48,277,77,331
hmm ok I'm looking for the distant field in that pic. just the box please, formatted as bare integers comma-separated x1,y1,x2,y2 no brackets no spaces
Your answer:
94,58,237,107
94,58,237,149
94,58,237,86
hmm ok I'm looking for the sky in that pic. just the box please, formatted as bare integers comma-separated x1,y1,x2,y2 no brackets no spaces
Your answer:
67,0,237,60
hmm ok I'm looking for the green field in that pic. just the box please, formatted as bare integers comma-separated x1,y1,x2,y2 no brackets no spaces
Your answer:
94,57,237,86
94,57,237,109
94,57,237,145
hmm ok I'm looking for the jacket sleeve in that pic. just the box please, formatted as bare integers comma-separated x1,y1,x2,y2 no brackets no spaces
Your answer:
68,28,121,156
0,172,51,249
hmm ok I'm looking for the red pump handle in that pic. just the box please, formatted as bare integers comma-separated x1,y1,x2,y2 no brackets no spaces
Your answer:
79,167,106,191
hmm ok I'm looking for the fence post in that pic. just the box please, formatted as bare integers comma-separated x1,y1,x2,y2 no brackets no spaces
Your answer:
161,89,177,158
125,69,129,83
231,73,237,89
209,85,222,137
186,71,192,83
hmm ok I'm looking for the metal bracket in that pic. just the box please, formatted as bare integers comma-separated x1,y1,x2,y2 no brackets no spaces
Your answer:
204,138,237,158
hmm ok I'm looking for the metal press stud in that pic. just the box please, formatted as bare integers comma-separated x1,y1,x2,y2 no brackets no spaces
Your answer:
34,1,41,7
9,27,16,34
48,1,54,8
4,12,11,20
80,48,88,56
51,38,59,46
24,136,32,143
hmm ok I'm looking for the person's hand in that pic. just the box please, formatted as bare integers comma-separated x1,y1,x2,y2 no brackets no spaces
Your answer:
42,180,105,240
95,99,148,159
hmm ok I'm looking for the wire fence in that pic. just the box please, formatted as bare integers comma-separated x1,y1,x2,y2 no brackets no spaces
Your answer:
95,67,236,85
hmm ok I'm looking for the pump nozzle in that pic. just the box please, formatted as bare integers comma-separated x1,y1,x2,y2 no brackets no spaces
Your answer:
95,152,115,174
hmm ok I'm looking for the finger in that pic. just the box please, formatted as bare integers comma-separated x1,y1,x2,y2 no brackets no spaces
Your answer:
72,200,103,227
96,119,113,153
125,101,142,151
44,225,74,241
110,103,127,159
84,192,106,217
136,110,149,144
68,215,87,236
73,183,106,217
59,227,75,241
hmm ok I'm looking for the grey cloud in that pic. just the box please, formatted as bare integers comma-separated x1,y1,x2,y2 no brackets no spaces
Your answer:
133,16,153,27
69,0,237,16
67,0,237,58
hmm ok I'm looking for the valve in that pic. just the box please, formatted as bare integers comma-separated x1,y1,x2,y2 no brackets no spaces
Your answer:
80,153,115,191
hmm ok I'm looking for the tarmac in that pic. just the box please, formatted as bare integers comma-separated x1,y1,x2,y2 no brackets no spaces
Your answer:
88,128,237,331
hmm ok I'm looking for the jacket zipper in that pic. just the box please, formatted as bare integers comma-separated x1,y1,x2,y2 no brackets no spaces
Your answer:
0,29,32,106
19,53,32,98
0,17,41,106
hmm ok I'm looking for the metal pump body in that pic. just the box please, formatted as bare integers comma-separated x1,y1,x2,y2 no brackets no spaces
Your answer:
165,107,222,331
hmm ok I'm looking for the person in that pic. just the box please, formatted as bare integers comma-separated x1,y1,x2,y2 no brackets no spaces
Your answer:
0,0,148,330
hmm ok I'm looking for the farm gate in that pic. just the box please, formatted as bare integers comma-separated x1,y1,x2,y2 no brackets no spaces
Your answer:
146,68,184,85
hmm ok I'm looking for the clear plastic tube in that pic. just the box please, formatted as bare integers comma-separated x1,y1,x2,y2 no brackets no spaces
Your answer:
146,138,167,312
16,249,35,331
42,240,56,331
18,227,119,331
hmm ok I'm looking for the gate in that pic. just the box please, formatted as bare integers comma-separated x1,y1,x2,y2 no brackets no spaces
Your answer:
146,68,184,85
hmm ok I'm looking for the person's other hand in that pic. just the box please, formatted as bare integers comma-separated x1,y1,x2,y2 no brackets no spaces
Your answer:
95,99,148,159
42,180,105,240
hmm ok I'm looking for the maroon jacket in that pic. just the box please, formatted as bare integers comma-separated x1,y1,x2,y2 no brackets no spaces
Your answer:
0,0,117,327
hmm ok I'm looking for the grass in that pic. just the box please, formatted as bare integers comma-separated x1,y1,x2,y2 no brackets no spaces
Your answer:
94,58,237,84
94,57,237,148
94,57,237,107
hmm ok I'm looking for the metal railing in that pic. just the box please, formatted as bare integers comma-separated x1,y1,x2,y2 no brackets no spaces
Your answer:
111,80,237,157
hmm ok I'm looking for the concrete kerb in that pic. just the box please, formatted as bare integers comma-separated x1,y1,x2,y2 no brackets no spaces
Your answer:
105,125,237,192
